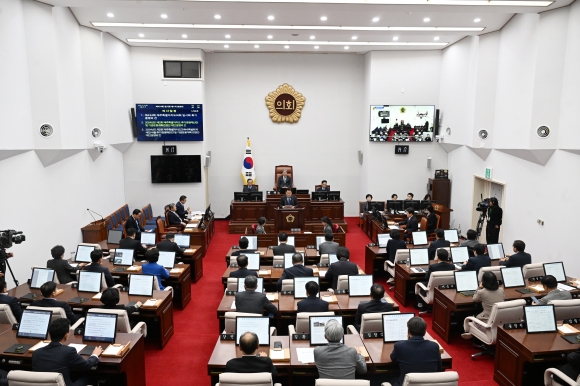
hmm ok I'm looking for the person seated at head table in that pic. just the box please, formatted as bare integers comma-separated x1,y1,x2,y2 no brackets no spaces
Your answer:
276,253,314,291
461,271,505,340
0,277,23,322
499,240,531,268
243,179,258,192
319,232,339,255
47,245,85,284
423,194,432,201
167,203,186,228
460,244,491,276
141,248,170,290
362,194,373,214
31,281,79,324
157,233,185,261
229,255,259,279
316,180,329,192
534,275,572,305
425,205,438,233
297,281,329,313
232,236,256,257
391,193,399,201
277,169,293,190
32,318,102,386
272,232,296,256
279,189,298,208
225,332,277,376
325,246,358,290
428,229,450,260
256,217,267,234
83,249,115,288
313,319,367,379
406,192,414,201
176,195,190,220
354,283,393,332
118,228,147,255
234,276,278,315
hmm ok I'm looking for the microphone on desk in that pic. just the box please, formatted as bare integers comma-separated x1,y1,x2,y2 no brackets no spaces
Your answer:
87,208,105,223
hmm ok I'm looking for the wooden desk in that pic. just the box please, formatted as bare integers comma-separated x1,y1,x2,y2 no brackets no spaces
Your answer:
81,220,108,243
0,330,145,386
364,246,389,275
216,293,279,332
8,284,174,349
494,325,580,386
393,260,434,306
184,214,215,258
224,247,319,267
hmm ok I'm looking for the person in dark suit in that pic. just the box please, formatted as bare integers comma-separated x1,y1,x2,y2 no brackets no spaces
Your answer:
425,205,438,233
297,281,329,312
229,255,258,279
276,253,314,291
47,245,83,284
485,197,502,244
83,249,115,288
31,281,79,324
225,332,277,377
321,216,333,234
0,277,23,322
398,208,418,241
167,203,186,228
425,249,455,284
354,284,393,332
235,276,278,315
231,236,257,257
319,232,339,255
460,244,491,276
316,180,329,192
32,318,102,386
428,229,451,260
119,228,147,256
277,169,293,190
176,195,190,220
272,232,296,256
500,240,531,268
362,194,373,213
243,179,258,192
100,287,141,313
386,229,407,263
279,189,298,208
157,233,185,261
124,209,143,241
391,317,442,386
326,246,358,290
553,348,580,385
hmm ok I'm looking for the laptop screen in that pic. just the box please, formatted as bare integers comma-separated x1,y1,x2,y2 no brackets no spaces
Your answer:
524,305,557,334
543,262,566,283
113,249,134,266
243,236,258,250
487,244,505,260
316,236,325,250
17,309,52,339
75,245,95,263
409,249,429,266
140,232,156,246
309,316,343,345
454,270,478,292
444,230,459,243
412,231,428,246
501,267,525,288
77,271,102,293
451,247,469,264
244,253,260,270
158,251,176,269
235,316,270,345
294,277,319,299
174,234,190,248
237,277,263,293
378,234,391,248
348,275,373,296
279,236,295,246
284,252,304,269
382,313,415,343
129,274,154,296
30,268,55,289
83,312,118,343
328,254,338,265
107,230,123,244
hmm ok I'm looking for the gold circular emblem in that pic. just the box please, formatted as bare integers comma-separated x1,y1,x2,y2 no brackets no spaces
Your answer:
286,214,295,223
265,84,306,123
400,107,406,113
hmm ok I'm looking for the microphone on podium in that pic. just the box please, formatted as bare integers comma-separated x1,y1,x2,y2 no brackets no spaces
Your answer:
87,208,105,223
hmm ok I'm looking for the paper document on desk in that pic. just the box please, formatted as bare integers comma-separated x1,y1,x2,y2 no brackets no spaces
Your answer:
231,301,236,309
68,344,87,353
321,295,333,302
270,349,285,361
266,293,276,301
558,283,576,291
69,263,78,268
318,271,327,277
411,268,424,273
296,348,315,363
389,225,399,229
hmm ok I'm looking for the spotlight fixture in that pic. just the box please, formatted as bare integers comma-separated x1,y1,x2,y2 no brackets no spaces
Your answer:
423,17,431,22
107,13,114,18
320,16,327,21
160,14,168,19
214,14,221,19
268,15,275,20
474,18,481,22
372,17,380,22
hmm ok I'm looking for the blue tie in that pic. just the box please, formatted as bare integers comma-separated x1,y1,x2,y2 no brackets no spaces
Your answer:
287,198,291,205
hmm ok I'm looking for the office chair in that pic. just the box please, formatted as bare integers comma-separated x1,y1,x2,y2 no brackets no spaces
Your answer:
544,368,580,386
273,165,293,191
216,372,280,386
7,371,66,386
25,306,85,334
414,271,456,314
394,249,410,262
522,263,545,281
346,311,400,335
87,308,147,337
477,266,502,282
316,380,369,386
272,256,284,267
226,278,238,292
383,371,459,386
337,275,349,291
288,312,335,336
281,279,293,292
0,305,17,325
152,276,173,298
319,254,330,266
552,299,580,320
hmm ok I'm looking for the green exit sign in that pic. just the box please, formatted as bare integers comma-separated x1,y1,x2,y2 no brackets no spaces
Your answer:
485,167,493,179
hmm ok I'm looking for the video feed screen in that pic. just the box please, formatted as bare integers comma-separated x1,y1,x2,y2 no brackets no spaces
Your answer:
369,105,435,142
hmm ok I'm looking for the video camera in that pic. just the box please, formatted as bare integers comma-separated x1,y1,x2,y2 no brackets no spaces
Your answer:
0,230,26,250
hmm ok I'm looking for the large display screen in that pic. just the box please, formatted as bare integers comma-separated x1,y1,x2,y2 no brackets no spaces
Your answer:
136,104,203,141
151,155,202,183
369,105,435,142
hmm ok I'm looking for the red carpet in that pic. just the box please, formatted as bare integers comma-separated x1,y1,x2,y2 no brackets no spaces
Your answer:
143,218,498,385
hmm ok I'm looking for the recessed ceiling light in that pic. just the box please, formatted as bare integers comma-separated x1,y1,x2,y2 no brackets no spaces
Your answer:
268,15,275,20
215,14,221,19
254,44,259,48
372,17,380,22
182,34,187,38
434,36,439,40
128,38,449,46
344,46,349,49
474,18,481,22
424,17,431,22
310,35,315,39
393,36,399,41
352,36,357,40
107,13,114,18
284,45,289,48
314,45,319,49
267,35,273,39
224,45,229,48
139,33,144,37
160,14,168,19
225,34,231,38
320,16,327,21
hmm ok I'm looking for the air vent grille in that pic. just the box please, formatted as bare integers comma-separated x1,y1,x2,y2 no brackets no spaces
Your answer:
537,126,550,138
39,124,54,138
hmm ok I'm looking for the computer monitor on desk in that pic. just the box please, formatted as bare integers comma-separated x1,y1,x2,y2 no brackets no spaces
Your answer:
140,232,156,246
412,231,428,246
501,267,525,288
278,236,295,246
174,234,190,249
524,305,557,334
249,191,263,202
487,243,505,260
296,189,309,194
378,234,391,248
404,200,421,211
386,200,403,211
543,262,566,283
234,192,250,202
280,187,296,195
31,268,55,289
444,230,459,243
328,191,340,201
243,235,258,250
236,316,270,345
420,200,437,210
312,192,328,201
84,312,118,344
368,201,385,211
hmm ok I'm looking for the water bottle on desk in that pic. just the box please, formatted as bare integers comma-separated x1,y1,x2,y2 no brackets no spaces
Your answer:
406,258,410,268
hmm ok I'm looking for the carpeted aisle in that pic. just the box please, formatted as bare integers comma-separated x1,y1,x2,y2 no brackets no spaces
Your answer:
143,218,498,385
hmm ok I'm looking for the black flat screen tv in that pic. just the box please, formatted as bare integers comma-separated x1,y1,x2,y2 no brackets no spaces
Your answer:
151,155,201,183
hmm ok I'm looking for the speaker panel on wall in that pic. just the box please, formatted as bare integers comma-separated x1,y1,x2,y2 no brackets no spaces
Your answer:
130,108,138,138
434,109,440,136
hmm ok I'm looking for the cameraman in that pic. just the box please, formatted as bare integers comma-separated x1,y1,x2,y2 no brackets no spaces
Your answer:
486,197,502,244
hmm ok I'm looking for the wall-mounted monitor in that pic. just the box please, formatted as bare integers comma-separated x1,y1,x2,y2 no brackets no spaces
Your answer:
369,105,435,142
151,155,202,183
135,104,203,141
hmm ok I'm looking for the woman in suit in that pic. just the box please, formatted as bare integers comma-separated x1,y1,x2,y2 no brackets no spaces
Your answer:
462,271,505,338
100,287,142,314
321,216,333,234
362,194,373,213
47,245,83,284
256,217,266,234
425,205,438,233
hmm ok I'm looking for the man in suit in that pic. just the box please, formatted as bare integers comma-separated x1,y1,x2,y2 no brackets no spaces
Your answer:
229,255,258,279
124,209,143,241
391,317,442,386
235,276,278,315
167,203,186,228
386,229,407,264
428,229,451,260
354,284,393,332
279,189,298,208
0,277,23,322
314,319,367,379
326,246,359,290
243,179,258,192
276,253,314,291
47,245,84,284
461,229,481,256
272,232,296,256
225,332,277,377
535,275,572,305
83,249,115,288
32,318,102,386
316,180,329,192
231,236,256,257
500,240,531,268
119,228,147,256
398,208,418,241
176,195,190,220
31,281,79,324
460,244,491,276
319,232,339,255
157,233,185,261
277,169,293,190
416,249,455,310
486,197,503,245
297,281,329,312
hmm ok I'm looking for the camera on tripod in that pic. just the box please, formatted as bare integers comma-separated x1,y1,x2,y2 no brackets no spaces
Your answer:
0,230,26,249
476,198,491,213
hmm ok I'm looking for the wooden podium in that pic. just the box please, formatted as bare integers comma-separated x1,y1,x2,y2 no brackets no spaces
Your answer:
274,207,305,232
81,220,108,243
432,203,453,230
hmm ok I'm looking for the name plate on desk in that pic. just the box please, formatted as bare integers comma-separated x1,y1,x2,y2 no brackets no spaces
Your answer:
334,289,348,295
397,260,408,264
281,291,294,295
504,322,526,330
563,319,580,325
363,332,384,339
220,334,235,341
225,291,237,296
292,334,310,340
438,284,456,290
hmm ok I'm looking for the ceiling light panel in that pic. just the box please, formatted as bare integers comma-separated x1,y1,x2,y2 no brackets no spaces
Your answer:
128,38,448,46
142,0,551,5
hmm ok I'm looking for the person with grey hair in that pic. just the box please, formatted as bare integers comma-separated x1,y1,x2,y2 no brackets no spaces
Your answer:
167,203,186,227
277,169,293,190
276,253,314,291
390,317,442,385
314,319,367,379
234,276,278,315
225,332,277,376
